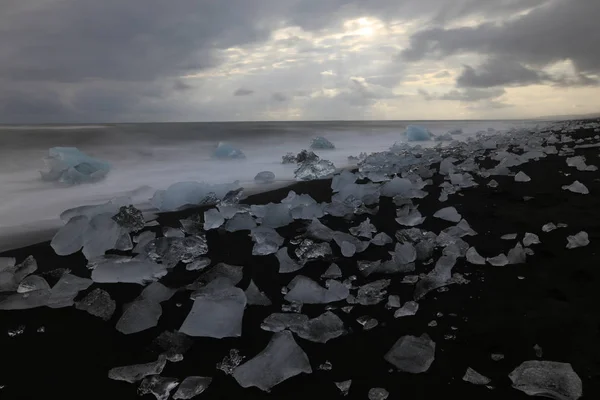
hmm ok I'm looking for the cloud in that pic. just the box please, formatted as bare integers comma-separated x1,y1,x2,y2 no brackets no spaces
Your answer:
456,59,546,88
433,70,451,79
173,80,194,91
234,88,255,96
272,92,288,102
440,88,506,102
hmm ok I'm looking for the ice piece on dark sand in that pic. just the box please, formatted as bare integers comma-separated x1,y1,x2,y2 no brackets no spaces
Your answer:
322,263,342,279
463,368,491,385
566,232,589,249
276,247,306,274
173,376,212,399
434,207,462,223
217,349,245,375
261,313,309,332
51,216,89,256
112,205,145,232
138,376,179,400
394,301,419,318
368,388,389,400
515,171,531,182
285,276,349,304
487,254,509,266
335,380,352,396
75,288,116,321
466,247,486,265
245,280,272,306
509,361,582,400
385,334,436,373
290,311,345,343
562,181,589,195
108,354,167,383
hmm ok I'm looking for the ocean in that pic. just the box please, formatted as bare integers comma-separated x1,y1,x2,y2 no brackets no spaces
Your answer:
0,120,544,251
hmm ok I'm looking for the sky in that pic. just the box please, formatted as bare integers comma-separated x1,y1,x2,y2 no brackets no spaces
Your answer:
0,0,598,123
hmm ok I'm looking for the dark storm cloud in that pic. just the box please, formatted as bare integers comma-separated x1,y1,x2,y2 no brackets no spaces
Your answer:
456,59,546,88
402,0,600,75
234,88,255,96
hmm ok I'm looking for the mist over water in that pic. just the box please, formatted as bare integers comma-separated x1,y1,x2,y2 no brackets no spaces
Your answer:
0,120,541,250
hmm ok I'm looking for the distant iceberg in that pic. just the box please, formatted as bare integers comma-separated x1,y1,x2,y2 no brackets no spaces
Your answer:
404,125,433,142
310,136,335,150
151,181,241,212
213,142,245,159
40,147,110,185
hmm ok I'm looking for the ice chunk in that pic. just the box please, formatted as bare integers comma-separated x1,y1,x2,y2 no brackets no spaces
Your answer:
322,264,342,279
542,223,557,232
356,279,390,305
501,233,518,240
17,275,50,293
340,241,356,257
253,203,293,228
261,313,309,332
290,311,345,343
250,227,284,256
488,179,499,188
332,170,357,193
562,181,589,195
217,349,245,375
487,254,509,266
138,376,179,400
173,377,212,400
404,125,433,142
133,231,156,253
0,289,51,310
225,213,257,232
0,255,37,292
371,232,393,246
152,181,240,212
515,171,531,182
51,216,89,256
295,159,336,181
566,231,589,249
368,388,389,400
91,257,167,285
115,232,133,251
434,207,462,223
116,283,175,334
75,288,116,321
349,218,377,239
112,205,145,232
434,133,453,142
394,301,419,318
335,380,352,396
180,281,246,338
40,147,110,185
333,232,370,255
254,171,276,184
203,209,224,230
463,368,491,385
509,361,582,400
310,136,335,149
285,276,349,304
108,354,167,383
387,295,401,309
213,142,245,159
295,239,332,261
144,236,209,268
357,316,379,330
393,243,417,264
295,149,320,163
566,155,597,172
0,257,16,271
395,209,426,227
413,255,456,300
507,243,527,265
534,344,543,358
186,257,211,272
189,263,243,289
47,273,93,308
380,177,413,197
81,213,122,260
466,247,486,265
282,152,297,164
306,218,335,242
523,233,540,246
245,280,272,306
276,247,306,274
232,331,312,392
384,334,436,373
162,227,184,238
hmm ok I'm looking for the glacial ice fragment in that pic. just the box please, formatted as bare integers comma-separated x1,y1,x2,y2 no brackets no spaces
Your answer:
562,181,589,195
17,275,50,293
566,155,597,172
368,388,389,400
404,125,433,142
357,316,379,330
152,181,240,211
276,247,306,274
173,377,212,400
51,216,89,256
349,218,377,239
463,368,491,385
395,209,426,227
250,227,284,256
294,159,336,181
310,136,335,149
290,311,345,343
225,212,257,232
322,263,342,279
82,213,122,260
112,205,145,232
203,209,225,230
213,142,245,159
466,247,486,265
380,177,413,197
40,147,110,185
515,171,531,182
285,276,349,304
186,257,211,271
245,280,272,306
116,283,175,334
523,233,540,246
232,331,312,392
261,313,309,332
217,349,245,375
434,207,462,223
413,255,456,300
254,171,276,184
47,273,93,308
108,354,167,383
75,288,116,321
335,380,352,396
487,254,509,266
385,334,436,373
0,255,37,292
509,361,582,400
306,218,335,242
501,233,518,240
507,243,527,264
566,232,589,249
542,223,557,232
138,376,179,400
91,257,167,285
356,279,390,305
394,301,419,318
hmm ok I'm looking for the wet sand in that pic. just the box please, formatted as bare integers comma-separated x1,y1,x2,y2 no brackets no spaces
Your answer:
1,121,599,399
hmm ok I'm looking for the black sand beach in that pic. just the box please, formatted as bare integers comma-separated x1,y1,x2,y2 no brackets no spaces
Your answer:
1,121,600,400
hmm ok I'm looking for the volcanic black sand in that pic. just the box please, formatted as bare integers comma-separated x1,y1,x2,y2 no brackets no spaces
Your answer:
1,121,599,400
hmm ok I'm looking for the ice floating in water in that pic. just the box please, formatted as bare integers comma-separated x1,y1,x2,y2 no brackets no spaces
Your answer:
463,368,491,385
108,354,167,383
180,280,246,338
294,159,336,181
566,231,589,249
75,288,116,321
232,331,312,392
213,142,245,159
250,227,284,256
368,388,389,400
434,207,462,223
254,171,276,184
91,256,167,285
523,233,540,247
466,247,486,265
284,276,349,304
404,125,433,142
515,171,531,182
40,147,110,185
152,181,240,212
385,334,436,373
394,301,419,318
310,136,335,149
173,377,212,400
487,254,509,266
562,181,589,195
509,361,582,400
116,282,175,334
290,311,345,343
204,209,225,230
245,280,272,306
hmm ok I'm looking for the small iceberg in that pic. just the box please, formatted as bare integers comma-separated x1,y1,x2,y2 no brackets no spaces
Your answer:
404,125,433,142
40,147,110,185
213,142,245,159
310,136,335,150
254,171,275,184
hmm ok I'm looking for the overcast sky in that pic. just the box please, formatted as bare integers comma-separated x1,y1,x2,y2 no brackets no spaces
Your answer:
0,0,598,123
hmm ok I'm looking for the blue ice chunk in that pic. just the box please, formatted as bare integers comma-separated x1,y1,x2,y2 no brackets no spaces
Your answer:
404,126,433,142
151,181,241,212
310,136,335,150
40,147,110,185
213,142,246,159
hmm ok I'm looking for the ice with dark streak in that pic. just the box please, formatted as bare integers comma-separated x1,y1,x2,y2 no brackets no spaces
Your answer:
384,334,436,373
509,361,582,400
232,331,312,392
